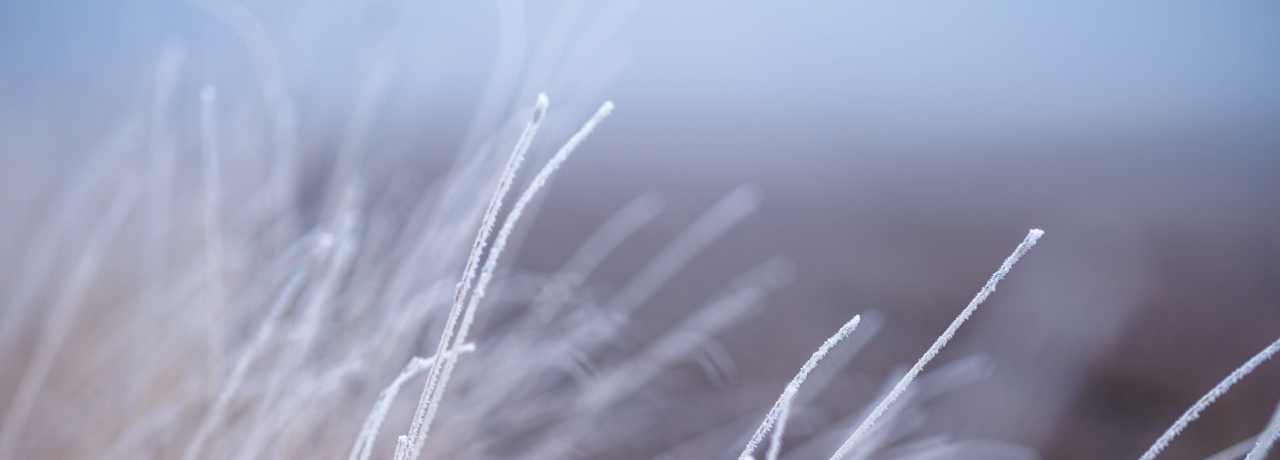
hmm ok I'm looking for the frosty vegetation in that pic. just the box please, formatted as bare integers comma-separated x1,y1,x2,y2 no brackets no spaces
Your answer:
0,2,1277,460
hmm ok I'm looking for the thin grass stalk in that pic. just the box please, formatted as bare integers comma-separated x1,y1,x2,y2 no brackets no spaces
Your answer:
581,257,790,414
179,247,323,460
607,184,760,316
399,94,548,460
1205,436,1260,460
143,44,184,316
454,0,529,159
501,191,662,348
409,100,613,459
1137,334,1280,460
766,391,795,460
349,344,475,460
741,315,862,460
469,188,745,418
529,184,762,385
829,229,1043,460
525,257,791,460
323,61,395,223
0,177,141,460
1244,398,1280,460
100,383,202,460
0,119,140,381
699,313,885,460
184,0,298,244
227,210,364,460
200,85,227,383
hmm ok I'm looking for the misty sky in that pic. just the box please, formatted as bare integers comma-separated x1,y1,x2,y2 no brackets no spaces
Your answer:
3,0,1278,141
620,0,1280,134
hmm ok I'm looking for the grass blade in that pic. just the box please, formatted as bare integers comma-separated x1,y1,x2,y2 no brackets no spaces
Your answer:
829,229,1043,460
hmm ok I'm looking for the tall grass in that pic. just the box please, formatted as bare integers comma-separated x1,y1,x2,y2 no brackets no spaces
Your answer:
1,1,1277,460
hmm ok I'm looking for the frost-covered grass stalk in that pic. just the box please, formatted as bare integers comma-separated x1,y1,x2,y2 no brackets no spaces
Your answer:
829,228,1043,460
180,236,330,460
739,315,862,460
1244,398,1280,460
1137,333,1280,460
402,99,613,460
398,93,549,460
350,343,475,460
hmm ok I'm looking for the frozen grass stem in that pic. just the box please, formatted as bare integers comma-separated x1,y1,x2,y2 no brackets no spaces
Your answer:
349,344,475,460
1205,437,1259,460
408,99,613,459
741,315,862,460
607,184,760,316
1244,398,1280,460
200,85,227,382
1137,333,1280,460
829,228,1043,460
399,93,548,460
179,240,329,460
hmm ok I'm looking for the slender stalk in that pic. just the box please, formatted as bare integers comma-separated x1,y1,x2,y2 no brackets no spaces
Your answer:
0,178,141,460
1138,334,1280,460
200,86,227,383
410,100,613,459
349,344,474,460
829,229,1043,460
399,94,548,460
741,315,861,460
1244,398,1280,460
179,245,324,460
